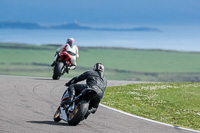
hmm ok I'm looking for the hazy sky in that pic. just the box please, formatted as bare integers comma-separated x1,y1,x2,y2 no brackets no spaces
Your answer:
0,0,200,26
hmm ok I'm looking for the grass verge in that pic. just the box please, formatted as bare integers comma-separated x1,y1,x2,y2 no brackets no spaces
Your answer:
101,82,200,131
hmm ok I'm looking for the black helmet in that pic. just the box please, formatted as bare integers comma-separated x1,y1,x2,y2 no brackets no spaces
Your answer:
93,63,104,72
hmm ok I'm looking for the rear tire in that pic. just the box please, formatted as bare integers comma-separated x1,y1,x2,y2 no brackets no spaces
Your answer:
68,100,89,126
52,62,64,80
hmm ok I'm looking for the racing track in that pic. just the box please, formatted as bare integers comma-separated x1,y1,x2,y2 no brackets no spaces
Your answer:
0,75,199,133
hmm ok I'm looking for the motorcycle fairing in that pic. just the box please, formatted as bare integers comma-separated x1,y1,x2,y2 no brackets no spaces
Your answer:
59,107,68,122
59,51,71,62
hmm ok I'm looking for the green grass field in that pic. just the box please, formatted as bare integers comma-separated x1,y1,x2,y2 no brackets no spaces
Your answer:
79,48,200,73
102,83,200,131
1,43,200,82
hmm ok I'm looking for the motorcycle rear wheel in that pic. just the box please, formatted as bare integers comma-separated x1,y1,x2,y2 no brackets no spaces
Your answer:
68,100,89,126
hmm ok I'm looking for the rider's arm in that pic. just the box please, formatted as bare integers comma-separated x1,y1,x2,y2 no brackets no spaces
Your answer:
67,71,89,85
56,45,65,53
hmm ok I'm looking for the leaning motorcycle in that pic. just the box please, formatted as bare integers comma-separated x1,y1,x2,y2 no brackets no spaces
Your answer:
52,51,72,80
53,87,97,126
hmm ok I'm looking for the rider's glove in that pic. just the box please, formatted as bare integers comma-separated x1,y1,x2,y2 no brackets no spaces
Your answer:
65,82,71,86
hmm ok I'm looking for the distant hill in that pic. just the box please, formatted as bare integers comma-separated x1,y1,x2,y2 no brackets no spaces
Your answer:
0,21,161,32
0,22,42,29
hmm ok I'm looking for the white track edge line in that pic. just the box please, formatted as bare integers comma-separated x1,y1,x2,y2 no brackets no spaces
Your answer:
100,104,200,133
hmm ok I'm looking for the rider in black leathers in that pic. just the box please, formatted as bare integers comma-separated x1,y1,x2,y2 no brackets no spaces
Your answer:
61,63,107,119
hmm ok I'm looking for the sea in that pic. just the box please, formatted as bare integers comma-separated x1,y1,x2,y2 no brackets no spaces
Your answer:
0,25,200,52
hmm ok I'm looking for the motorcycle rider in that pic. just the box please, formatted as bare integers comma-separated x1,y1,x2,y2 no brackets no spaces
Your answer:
61,63,107,119
51,38,79,70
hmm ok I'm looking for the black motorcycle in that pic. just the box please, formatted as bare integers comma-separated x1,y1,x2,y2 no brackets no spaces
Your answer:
53,87,97,126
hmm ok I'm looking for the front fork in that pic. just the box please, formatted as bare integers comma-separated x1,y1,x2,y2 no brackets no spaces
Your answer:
58,61,68,74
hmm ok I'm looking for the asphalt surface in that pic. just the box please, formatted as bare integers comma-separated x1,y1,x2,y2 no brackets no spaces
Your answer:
0,75,199,133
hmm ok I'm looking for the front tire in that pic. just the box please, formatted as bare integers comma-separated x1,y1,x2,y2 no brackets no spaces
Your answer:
52,62,64,80
68,100,89,126
53,107,61,122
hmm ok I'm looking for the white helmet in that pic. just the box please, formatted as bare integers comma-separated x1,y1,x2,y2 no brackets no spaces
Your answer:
93,63,104,72
67,38,75,47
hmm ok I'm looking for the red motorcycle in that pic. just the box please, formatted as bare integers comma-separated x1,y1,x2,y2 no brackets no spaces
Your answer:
52,51,72,80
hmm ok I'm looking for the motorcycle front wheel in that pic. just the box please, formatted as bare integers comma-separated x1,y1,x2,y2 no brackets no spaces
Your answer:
52,62,65,80
53,107,61,122
68,100,89,126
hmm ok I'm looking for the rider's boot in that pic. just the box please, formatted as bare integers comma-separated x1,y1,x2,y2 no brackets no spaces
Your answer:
68,65,76,70
84,107,97,119
60,88,75,107
51,61,56,67
51,53,59,67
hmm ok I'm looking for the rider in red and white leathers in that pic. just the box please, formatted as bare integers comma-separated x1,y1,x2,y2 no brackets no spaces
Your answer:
51,38,79,70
